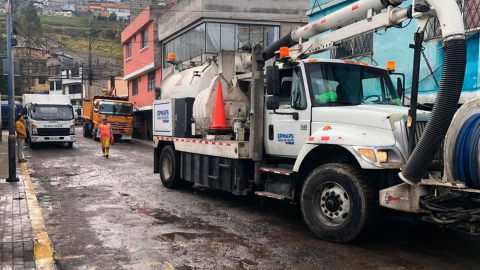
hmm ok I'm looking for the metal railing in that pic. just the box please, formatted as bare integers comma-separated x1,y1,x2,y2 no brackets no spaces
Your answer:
331,17,373,59
425,0,480,40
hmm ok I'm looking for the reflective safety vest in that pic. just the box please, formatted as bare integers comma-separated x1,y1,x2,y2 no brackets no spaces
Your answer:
99,123,111,138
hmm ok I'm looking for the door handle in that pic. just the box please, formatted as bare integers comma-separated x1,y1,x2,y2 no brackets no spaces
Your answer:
269,125,274,140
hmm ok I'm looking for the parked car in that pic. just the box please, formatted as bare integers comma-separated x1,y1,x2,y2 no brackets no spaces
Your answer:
74,109,84,124
1,100,22,129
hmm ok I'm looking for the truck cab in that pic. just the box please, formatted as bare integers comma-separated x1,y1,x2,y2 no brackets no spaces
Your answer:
82,96,134,141
264,59,423,170
22,95,76,149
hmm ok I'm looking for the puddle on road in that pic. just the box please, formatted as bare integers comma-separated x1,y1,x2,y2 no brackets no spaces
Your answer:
129,204,274,268
239,259,258,266
156,232,196,243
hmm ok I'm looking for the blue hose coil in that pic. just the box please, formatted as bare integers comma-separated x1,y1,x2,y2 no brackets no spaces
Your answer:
454,114,480,188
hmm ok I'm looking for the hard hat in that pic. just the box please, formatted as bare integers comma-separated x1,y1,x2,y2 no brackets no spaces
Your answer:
102,116,107,121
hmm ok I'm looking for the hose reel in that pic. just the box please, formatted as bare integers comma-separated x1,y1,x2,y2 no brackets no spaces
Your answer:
444,99,480,188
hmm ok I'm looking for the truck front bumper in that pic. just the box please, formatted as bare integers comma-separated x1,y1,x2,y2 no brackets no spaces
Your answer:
112,128,133,140
31,135,76,143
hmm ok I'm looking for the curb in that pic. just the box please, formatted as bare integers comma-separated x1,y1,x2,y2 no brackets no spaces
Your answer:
21,163,56,270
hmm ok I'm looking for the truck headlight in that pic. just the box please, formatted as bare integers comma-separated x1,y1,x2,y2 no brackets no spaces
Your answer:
377,150,388,163
32,125,38,135
69,124,75,135
353,147,403,168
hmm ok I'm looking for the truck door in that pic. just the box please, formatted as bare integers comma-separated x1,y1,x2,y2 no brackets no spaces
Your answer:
264,65,311,157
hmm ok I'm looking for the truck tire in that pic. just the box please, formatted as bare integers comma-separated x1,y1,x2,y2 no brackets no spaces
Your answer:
68,142,73,148
83,123,88,137
159,145,186,189
300,163,378,243
30,142,36,149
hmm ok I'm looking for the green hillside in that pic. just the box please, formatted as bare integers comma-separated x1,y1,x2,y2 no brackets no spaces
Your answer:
0,13,126,60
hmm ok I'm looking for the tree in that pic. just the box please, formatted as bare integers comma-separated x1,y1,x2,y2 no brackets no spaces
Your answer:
108,12,117,22
13,2,44,48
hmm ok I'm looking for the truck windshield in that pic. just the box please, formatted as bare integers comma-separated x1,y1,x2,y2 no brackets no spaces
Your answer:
305,62,401,106
31,105,74,121
100,102,132,116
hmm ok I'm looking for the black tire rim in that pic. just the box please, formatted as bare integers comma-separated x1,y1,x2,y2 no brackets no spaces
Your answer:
313,182,351,227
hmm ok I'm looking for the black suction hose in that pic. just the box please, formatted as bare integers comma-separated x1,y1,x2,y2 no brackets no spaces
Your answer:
401,38,467,183
262,33,297,61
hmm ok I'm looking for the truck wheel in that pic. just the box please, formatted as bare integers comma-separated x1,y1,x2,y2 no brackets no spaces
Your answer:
30,142,36,149
300,163,378,243
159,145,186,189
83,123,88,137
68,142,73,148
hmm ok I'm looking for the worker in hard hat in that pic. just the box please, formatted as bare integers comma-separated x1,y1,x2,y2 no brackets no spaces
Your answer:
97,116,113,158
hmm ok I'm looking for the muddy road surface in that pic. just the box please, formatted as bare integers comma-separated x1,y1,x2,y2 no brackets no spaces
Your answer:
24,128,480,270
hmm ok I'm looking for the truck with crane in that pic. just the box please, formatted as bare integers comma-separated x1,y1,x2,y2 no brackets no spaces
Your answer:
82,96,134,142
152,0,480,243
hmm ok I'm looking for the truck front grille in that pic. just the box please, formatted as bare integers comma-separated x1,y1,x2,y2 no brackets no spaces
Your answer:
111,122,128,127
37,128,70,136
407,121,444,167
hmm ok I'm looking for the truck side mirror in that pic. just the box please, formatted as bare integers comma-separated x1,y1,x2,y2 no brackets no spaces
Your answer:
397,77,404,98
266,96,279,110
266,65,280,96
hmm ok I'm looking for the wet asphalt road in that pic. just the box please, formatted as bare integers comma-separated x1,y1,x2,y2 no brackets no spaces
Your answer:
23,127,480,270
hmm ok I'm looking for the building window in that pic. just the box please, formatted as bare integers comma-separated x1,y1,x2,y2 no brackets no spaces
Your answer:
50,81,55,91
70,84,82,94
148,71,155,92
71,67,79,77
425,0,479,40
331,18,373,59
126,42,132,59
164,22,280,67
141,28,148,49
48,66,57,76
132,78,138,95
38,78,46,85
56,81,62,91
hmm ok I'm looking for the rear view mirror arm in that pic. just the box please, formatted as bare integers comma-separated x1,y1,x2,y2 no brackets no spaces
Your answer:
269,60,299,121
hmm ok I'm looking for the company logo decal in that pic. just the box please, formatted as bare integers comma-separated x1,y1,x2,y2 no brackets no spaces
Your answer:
278,133,294,145
157,110,169,123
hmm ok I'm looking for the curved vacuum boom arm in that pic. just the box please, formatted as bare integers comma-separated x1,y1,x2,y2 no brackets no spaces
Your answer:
400,0,466,184
263,0,406,60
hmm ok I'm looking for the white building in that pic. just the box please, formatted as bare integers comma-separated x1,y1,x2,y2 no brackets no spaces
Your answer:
101,3,131,21
50,68,85,111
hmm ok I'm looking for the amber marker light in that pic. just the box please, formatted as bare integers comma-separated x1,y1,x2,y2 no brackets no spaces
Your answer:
387,61,396,71
279,47,290,59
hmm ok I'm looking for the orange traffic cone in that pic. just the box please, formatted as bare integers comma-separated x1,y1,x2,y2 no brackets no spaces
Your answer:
209,81,231,130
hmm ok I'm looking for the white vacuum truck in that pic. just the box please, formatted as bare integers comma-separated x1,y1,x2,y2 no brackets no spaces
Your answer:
22,94,76,148
153,0,479,243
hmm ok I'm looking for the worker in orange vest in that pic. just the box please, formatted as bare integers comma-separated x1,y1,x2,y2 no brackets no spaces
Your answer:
97,116,113,158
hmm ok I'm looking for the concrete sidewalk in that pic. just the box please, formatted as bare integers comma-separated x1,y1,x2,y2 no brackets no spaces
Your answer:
0,131,35,270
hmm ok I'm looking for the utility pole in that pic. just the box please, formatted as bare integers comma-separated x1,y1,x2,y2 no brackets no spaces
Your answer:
6,0,19,182
88,29,100,98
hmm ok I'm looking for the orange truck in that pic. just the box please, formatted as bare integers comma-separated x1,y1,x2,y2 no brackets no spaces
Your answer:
82,96,134,141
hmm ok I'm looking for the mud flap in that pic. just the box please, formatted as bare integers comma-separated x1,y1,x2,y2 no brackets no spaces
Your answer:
154,147,159,173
